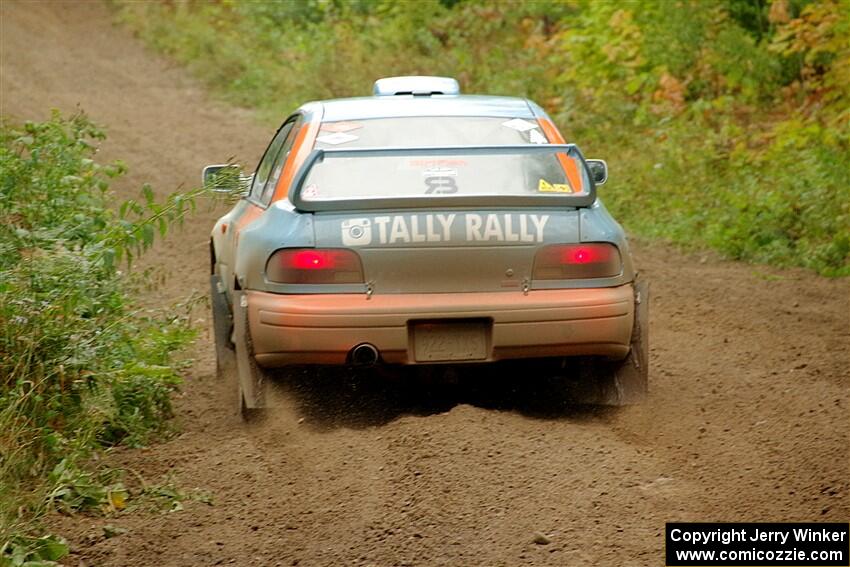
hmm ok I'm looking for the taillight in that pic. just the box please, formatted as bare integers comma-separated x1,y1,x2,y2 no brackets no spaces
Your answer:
266,249,364,284
533,243,622,280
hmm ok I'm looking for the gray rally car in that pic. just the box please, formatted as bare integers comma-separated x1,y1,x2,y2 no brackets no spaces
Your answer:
206,76,648,419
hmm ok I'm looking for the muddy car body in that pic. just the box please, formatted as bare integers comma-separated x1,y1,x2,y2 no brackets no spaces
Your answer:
207,76,648,417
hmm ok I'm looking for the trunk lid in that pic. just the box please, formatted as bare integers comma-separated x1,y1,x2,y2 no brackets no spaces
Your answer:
313,209,579,293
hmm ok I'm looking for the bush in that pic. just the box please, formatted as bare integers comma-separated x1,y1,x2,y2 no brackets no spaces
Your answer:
0,112,200,559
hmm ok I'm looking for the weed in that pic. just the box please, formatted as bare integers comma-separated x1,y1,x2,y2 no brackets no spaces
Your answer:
1,534,68,566
0,111,204,559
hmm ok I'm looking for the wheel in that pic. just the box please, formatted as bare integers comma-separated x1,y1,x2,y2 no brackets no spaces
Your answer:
572,279,649,405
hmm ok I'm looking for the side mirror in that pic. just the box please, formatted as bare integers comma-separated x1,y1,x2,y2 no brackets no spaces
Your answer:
586,159,608,186
202,164,250,195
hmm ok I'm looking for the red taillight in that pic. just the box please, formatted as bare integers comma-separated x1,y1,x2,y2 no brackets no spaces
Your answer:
266,249,364,284
533,243,622,280
290,250,332,269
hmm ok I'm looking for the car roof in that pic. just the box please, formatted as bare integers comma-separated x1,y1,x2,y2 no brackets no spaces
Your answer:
312,94,540,122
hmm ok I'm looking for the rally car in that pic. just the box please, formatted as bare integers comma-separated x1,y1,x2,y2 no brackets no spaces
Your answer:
206,76,648,419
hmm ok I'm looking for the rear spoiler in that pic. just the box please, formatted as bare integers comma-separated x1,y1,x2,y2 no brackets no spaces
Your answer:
289,144,597,212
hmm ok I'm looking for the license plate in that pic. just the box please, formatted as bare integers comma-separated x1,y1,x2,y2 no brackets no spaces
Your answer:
413,321,488,362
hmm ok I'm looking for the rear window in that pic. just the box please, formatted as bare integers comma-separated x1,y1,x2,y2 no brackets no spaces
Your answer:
303,116,589,202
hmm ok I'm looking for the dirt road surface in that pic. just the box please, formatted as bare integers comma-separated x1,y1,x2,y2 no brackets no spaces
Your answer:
2,2,848,566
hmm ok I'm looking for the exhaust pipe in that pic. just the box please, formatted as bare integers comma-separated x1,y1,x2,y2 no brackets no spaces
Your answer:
350,343,379,366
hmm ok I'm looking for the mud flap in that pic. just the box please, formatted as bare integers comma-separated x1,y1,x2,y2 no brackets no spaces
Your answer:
609,277,649,404
210,274,235,378
573,279,649,405
232,291,270,418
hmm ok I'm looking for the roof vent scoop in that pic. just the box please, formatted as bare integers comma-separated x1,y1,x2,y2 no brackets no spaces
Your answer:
373,76,460,97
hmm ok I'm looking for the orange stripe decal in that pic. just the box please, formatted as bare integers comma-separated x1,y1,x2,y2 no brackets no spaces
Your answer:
273,119,320,201
537,118,583,193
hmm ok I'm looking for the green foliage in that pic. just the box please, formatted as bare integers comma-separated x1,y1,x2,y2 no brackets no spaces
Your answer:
0,112,200,556
46,459,127,515
118,0,849,275
550,0,850,275
1,533,68,567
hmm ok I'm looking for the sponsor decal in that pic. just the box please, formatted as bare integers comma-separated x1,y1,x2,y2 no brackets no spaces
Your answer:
409,159,467,168
341,218,372,246
501,118,539,132
316,132,359,145
302,183,320,198
538,178,572,193
319,121,363,133
529,129,548,144
421,167,458,177
422,168,459,194
423,176,458,194
339,213,549,246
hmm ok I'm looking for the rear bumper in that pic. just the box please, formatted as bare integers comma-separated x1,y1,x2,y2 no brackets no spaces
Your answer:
247,285,634,367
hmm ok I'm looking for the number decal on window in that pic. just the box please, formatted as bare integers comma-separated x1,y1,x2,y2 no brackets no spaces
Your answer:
424,176,458,194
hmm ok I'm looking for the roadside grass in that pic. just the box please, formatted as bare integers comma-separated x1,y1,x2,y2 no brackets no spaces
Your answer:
117,0,849,276
0,112,207,565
